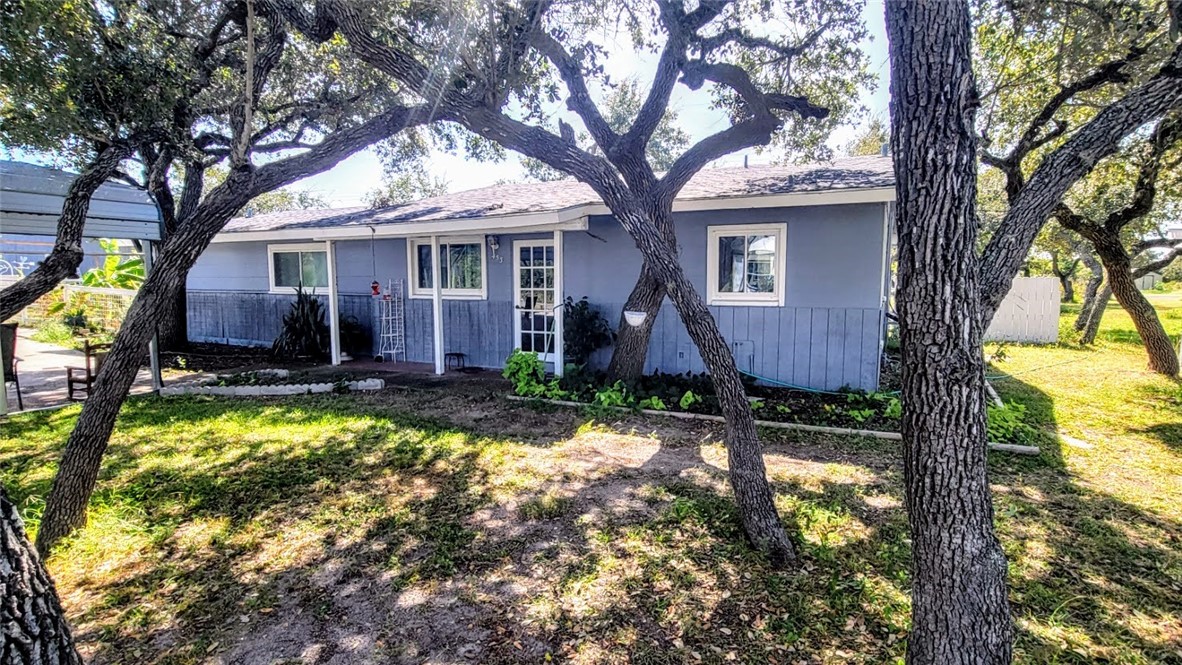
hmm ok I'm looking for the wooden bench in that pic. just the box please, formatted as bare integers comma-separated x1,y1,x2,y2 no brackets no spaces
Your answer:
67,340,112,401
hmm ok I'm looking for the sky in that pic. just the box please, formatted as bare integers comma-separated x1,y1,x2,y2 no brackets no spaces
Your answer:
1,1,892,208
291,0,892,207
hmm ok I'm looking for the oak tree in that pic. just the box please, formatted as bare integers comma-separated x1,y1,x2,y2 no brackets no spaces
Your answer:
278,0,869,565
15,0,439,554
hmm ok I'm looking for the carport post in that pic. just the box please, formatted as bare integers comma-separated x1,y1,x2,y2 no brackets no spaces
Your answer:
326,240,341,366
143,241,163,392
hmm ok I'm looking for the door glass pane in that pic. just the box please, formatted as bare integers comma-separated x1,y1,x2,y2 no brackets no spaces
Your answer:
273,252,301,288
301,251,328,289
520,246,531,267
544,246,554,264
532,247,545,265
417,244,433,290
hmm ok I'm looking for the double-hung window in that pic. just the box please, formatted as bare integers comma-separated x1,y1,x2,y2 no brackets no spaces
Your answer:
268,244,328,293
706,223,787,306
408,236,487,299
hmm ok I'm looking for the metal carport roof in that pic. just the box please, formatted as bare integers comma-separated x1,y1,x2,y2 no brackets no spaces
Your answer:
0,160,161,240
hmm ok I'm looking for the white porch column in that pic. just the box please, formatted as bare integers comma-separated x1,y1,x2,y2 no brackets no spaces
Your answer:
326,240,341,366
143,241,163,391
430,234,445,374
552,230,564,377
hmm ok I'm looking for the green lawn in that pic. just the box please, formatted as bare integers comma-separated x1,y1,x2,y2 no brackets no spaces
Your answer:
1,293,1179,664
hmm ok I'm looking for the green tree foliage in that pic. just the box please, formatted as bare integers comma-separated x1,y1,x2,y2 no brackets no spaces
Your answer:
80,239,144,290
844,115,889,157
366,170,450,208
522,78,692,180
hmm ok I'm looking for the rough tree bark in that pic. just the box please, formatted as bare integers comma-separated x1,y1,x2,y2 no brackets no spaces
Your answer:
35,104,430,554
1,485,82,665
606,265,665,379
0,143,134,321
977,42,1182,325
609,203,795,565
1080,283,1112,345
885,0,1013,662
1089,236,1178,373
1050,250,1079,302
1075,253,1103,331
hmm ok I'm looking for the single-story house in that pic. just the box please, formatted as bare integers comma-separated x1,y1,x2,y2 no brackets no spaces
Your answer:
187,155,895,391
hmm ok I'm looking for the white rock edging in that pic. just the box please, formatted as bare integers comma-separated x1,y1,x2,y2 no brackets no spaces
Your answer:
506,395,1041,456
161,378,384,397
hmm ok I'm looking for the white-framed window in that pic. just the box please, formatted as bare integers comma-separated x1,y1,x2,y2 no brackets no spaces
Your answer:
407,236,487,299
706,223,787,306
268,243,328,293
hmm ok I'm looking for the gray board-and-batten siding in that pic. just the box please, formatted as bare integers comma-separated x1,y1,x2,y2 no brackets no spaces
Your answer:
186,203,890,390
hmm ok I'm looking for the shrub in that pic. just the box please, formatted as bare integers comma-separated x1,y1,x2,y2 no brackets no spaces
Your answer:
503,349,547,396
271,285,329,359
592,381,633,408
562,296,614,365
987,401,1038,445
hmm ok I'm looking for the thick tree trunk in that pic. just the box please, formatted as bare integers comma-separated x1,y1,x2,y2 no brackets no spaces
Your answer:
0,144,133,321
35,175,256,555
156,283,188,351
32,103,430,553
1075,254,1103,331
1,485,83,665
1099,251,1179,375
608,204,795,566
1080,284,1111,345
1060,275,1075,303
606,265,665,379
886,1,1013,663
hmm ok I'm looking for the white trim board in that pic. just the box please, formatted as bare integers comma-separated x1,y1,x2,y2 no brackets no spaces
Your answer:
406,235,489,300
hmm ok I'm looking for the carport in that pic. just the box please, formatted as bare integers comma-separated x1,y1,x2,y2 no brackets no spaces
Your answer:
1,160,163,414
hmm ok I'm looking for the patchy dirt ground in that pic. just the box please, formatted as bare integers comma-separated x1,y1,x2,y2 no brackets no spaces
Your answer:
5,359,1179,664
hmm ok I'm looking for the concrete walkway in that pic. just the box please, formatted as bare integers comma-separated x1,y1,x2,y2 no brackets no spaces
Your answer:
4,327,155,412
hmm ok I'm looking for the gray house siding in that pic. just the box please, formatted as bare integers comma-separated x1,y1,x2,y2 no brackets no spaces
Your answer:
186,202,888,390
564,204,887,390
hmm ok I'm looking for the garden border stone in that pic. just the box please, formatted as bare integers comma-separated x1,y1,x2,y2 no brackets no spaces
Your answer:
161,378,384,397
507,395,1040,456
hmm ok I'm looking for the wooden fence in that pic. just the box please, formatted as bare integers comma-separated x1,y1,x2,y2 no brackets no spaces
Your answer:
984,277,1060,344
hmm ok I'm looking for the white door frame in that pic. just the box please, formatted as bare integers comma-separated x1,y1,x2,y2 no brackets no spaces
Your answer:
513,238,559,364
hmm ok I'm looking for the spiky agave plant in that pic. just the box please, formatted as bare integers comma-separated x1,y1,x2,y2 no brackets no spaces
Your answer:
271,284,329,359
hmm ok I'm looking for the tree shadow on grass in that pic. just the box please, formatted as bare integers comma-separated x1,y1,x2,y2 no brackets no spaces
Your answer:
984,370,1182,663
2,385,1179,663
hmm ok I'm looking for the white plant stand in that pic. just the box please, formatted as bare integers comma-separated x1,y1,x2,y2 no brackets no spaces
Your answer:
376,279,406,362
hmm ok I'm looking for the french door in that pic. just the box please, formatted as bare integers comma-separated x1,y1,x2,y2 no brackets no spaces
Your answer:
514,240,557,362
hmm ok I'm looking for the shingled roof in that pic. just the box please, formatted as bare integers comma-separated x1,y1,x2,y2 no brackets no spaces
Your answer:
222,155,894,234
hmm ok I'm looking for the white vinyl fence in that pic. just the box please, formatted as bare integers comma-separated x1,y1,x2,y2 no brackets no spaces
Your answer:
985,276,1060,344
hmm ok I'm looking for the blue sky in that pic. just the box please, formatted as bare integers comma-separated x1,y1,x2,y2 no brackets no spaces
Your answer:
296,0,891,206
2,1,891,208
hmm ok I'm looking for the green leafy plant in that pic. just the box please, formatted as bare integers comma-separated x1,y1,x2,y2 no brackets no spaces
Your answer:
883,397,902,420
562,296,614,365
593,381,633,408
775,403,792,415
81,238,145,289
750,399,765,411
986,401,1038,445
271,285,329,359
638,395,667,411
503,349,547,396
848,408,875,424
678,390,701,410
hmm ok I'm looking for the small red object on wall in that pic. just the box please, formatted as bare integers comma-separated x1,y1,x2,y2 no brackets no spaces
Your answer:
371,280,381,296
